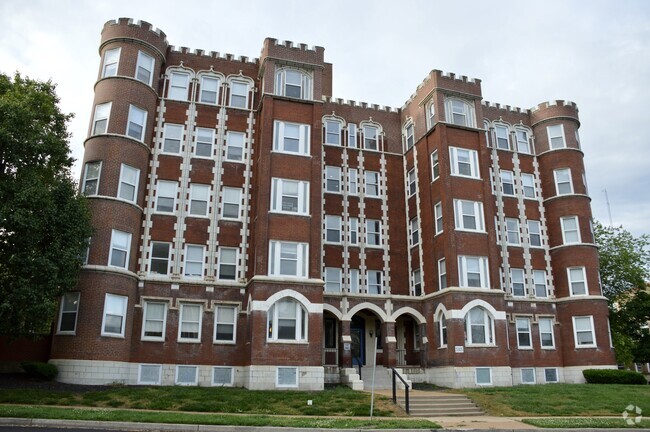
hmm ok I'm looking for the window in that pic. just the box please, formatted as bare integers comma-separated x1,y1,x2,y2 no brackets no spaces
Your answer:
217,247,237,281
225,131,245,161
199,76,220,104
325,166,341,193
324,120,341,145
407,168,416,197
348,123,357,148
521,368,536,384
57,292,80,333
349,217,359,245
325,215,342,243
426,101,435,128
544,368,558,383
561,216,581,244
267,298,307,341
495,125,510,150
118,164,139,202
522,174,536,199
214,305,236,342
126,105,147,141
163,124,183,154
277,367,298,387
446,97,475,127
516,129,530,153
221,187,241,220
184,245,204,278
573,316,596,347
363,125,379,150
438,258,447,289
83,237,90,265
195,127,214,158
212,367,233,386
431,150,440,181
349,269,360,293
92,102,111,135
138,364,162,385
458,256,489,288
276,68,312,100
271,178,309,215
189,184,210,216
268,241,308,278
434,202,443,234
438,313,447,346
149,242,171,275
135,51,154,85
367,270,383,294
511,268,526,297
506,218,520,246
366,219,382,247
554,168,573,195
533,270,548,298
449,147,480,178
168,72,189,101
273,120,310,155
465,307,494,344
547,124,566,149
568,266,587,296
229,80,249,108
528,220,542,247
516,317,532,348
454,200,485,232
412,269,422,296
365,171,380,197
348,169,358,195
101,47,120,78
176,366,198,385
500,170,515,196
142,301,167,340
409,218,419,247
82,161,101,195
325,268,342,293
539,318,555,348
155,181,177,213
404,123,414,150
101,293,127,337
109,229,131,268
179,303,202,341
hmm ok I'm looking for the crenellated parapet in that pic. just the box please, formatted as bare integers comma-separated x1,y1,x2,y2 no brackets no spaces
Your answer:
322,96,398,113
168,46,259,65
530,100,579,127
101,18,168,60
260,37,325,66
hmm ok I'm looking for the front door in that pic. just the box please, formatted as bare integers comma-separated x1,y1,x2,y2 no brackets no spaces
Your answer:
351,317,365,366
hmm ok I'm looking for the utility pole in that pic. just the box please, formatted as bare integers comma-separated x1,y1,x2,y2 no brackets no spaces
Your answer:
602,189,613,227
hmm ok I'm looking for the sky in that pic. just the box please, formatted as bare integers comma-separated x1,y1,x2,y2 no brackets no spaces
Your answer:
1,0,649,236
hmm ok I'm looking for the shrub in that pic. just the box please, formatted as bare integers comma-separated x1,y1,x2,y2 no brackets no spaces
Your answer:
583,369,647,385
21,361,58,380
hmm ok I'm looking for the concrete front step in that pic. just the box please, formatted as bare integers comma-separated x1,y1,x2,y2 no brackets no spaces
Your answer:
397,393,484,417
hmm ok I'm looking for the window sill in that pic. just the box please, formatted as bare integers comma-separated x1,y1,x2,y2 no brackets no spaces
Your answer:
101,333,125,339
450,174,481,181
271,150,311,158
267,340,309,345
141,338,165,342
455,228,487,234
177,339,202,344
575,345,597,349
220,217,242,222
214,340,236,345
269,211,310,217
465,344,496,348
517,347,534,350
223,159,246,164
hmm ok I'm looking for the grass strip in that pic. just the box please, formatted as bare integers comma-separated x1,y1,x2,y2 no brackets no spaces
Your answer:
522,417,650,429
0,405,440,429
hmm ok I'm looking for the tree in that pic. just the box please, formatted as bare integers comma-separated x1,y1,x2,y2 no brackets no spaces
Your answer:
0,72,92,338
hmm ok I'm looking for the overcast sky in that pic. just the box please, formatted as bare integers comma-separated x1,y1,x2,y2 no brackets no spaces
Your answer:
1,0,648,236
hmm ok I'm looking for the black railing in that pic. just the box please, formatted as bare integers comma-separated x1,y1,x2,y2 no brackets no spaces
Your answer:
353,356,362,380
391,367,410,414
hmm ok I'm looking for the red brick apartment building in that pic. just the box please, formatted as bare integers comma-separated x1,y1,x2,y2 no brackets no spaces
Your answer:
50,18,616,389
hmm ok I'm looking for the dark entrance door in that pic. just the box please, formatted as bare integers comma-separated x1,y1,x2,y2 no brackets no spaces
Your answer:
351,316,365,366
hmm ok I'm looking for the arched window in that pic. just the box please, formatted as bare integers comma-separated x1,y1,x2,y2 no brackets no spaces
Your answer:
465,307,494,345
275,68,312,100
444,97,476,128
197,73,223,105
426,100,435,129
438,312,448,347
403,121,414,151
267,298,307,341
322,116,344,146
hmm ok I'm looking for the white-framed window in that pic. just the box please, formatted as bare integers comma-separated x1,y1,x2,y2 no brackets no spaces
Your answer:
431,150,440,181
175,365,198,385
199,76,220,104
273,120,310,156
363,124,379,151
271,178,309,215
277,367,299,387
138,364,162,385
212,367,234,386
57,292,80,334
325,166,341,193
426,100,435,129
458,255,489,288
495,124,510,150
179,303,202,342
466,307,494,345
155,181,177,213
554,168,573,195
528,220,542,247
92,102,111,135
325,215,342,244
221,187,242,220
449,147,480,179
168,72,190,101
267,298,307,341
407,168,417,197
573,316,596,348
194,127,214,158
506,218,521,246
276,68,312,100
268,241,308,278
183,245,204,278
500,170,515,196
544,368,558,383
454,199,485,232
561,216,581,244
568,266,587,296
135,51,154,86
163,123,183,154
142,301,167,341
511,268,526,297
217,247,238,281
101,293,127,337
101,47,120,78
83,237,90,265
412,269,422,296
348,169,358,195
446,97,475,128
366,219,382,247
225,131,245,162
325,267,342,293
348,123,357,148
438,258,447,289
324,119,341,145
404,123,415,150
547,124,566,149
533,270,548,298
367,270,383,294
126,104,147,141
229,80,249,109
365,171,380,197
516,129,531,154
516,317,532,348
438,312,448,346
214,305,237,343
118,164,139,202
189,184,210,217
539,317,555,348
522,174,536,199
409,218,419,247
434,201,443,234
82,161,101,195
149,242,171,275
349,269,360,293
521,368,536,384
109,229,131,268
349,217,359,245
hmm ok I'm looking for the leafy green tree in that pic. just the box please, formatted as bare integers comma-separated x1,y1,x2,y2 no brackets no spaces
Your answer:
0,72,92,337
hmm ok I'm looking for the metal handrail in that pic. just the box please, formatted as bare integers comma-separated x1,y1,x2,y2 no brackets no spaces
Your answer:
391,367,410,414
353,356,362,380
